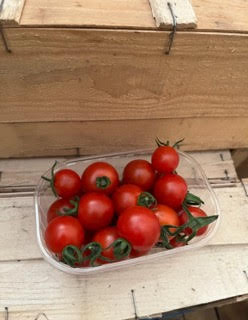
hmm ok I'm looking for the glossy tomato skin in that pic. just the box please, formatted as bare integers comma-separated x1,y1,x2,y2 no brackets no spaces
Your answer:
54,169,81,199
78,192,114,231
153,174,187,210
152,146,179,173
81,162,119,195
123,160,155,191
179,206,208,236
47,198,75,223
45,216,84,253
153,204,180,235
117,206,160,252
112,184,142,215
93,226,120,262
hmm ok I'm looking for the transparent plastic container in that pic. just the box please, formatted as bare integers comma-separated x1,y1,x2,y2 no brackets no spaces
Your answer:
34,150,220,275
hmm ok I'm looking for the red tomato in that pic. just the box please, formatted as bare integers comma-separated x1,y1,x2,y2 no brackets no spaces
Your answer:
47,198,75,223
93,226,120,263
153,174,187,209
123,160,155,191
117,206,160,252
54,169,81,199
112,184,142,215
130,249,149,258
153,204,180,235
170,237,186,248
45,216,84,253
81,162,119,195
152,146,179,173
179,206,208,236
78,192,114,231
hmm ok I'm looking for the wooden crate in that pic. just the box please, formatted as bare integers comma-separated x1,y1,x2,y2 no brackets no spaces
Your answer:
0,0,248,158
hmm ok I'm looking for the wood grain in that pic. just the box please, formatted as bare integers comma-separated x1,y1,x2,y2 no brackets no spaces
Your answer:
1,29,248,123
0,246,247,319
0,118,248,158
217,301,248,320
148,0,197,29
0,0,26,24
184,308,217,320
20,0,248,33
0,183,247,261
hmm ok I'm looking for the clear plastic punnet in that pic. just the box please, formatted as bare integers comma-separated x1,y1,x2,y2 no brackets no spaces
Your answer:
34,150,220,275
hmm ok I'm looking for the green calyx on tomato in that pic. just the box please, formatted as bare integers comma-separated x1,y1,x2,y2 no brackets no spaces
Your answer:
155,137,185,149
41,161,58,197
95,176,111,189
137,192,157,209
57,196,80,217
160,203,218,248
184,192,204,206
62,245,83,267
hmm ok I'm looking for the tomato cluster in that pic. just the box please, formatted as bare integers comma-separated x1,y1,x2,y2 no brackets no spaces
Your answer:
42,139,218,268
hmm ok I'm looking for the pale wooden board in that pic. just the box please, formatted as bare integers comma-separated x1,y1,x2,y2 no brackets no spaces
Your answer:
148,0,197,29
0,245,247,319
217,301,248,320
0,118,248,158
0,150,237,188
0,184,247,261
0,0,26,24
19,0,248,33
1,29,248,123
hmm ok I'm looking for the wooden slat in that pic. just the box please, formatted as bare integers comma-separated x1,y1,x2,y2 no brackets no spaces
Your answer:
184,308,217,320
0,150,237,188
1,29,248,123
0,0,26,24
0,184,247,261
217,301,248,320
0,245,247,320
19,0,248,33
0,118,248,158
148,0,197,29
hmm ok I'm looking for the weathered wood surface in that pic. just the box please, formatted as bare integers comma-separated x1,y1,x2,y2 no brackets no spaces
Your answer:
0,0,26,24
0,151,247,320
19,0,248,33
148,0,197,29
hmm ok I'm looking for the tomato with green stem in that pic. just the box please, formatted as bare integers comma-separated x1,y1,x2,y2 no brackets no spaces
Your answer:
123,160,155,191
78,192,114,231
179,206,209,236
45,216,84,254
153,204,180,235
47,197,79,223
81,162,119,195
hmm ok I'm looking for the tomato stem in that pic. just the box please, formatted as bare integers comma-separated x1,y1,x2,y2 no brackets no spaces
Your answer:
95,176,111,189
57,196,80,217
41,161,58,198
184,192,204,206
155,137,184,149
62,245,83,267
137,192,157,209
106,238,131,260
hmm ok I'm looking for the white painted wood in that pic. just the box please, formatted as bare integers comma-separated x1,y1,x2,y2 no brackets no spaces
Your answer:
148,0,197,29
0,0,26,24
0,246,247,320
0,151,237,189
0,184,247,261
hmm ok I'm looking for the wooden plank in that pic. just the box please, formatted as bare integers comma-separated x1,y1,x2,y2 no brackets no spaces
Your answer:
0,245,247,320
0,184,247,261
0,150,237,188
184,308,217,320
1,29,248,123
0,0,26,24
20,0,248,33
231,149,248,178
148,0,197,29
217,301,248,320
0,118,248,158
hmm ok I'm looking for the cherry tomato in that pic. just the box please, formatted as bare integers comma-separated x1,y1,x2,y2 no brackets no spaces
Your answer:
170,236,186,248
123,160,155,191
152,146,179,173
45,216,84,253
54,169,81,199
117,206,160,252
112,184,142,215
179,206,208,236
47,198,77,223
153,204,180,235
130,249,149,258
78,192,114,231
153,174,187,209
81,162,119,195
92,226,120,263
